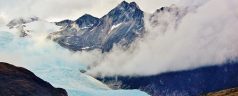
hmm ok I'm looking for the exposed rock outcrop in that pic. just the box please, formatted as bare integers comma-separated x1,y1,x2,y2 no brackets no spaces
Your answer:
0,62,68,96
51,1,144,52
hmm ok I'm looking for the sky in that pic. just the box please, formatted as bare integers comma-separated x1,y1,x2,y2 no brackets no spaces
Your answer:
0,0,178,24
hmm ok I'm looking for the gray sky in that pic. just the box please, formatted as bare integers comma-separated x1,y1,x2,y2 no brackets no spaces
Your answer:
0,0,178,23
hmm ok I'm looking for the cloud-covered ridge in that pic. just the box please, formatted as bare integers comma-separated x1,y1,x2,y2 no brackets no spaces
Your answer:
86,0,238,77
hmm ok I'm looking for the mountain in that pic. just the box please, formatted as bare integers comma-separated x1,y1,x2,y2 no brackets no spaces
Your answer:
50,1,144,52
3,1,238,96
0,62,67,96
97,61,238,96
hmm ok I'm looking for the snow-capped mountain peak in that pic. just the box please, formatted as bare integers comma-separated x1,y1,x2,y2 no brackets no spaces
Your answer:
104,1,143,24
51,1,144,52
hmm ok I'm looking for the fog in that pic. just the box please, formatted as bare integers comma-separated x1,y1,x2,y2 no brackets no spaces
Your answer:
0,0,238,92
86,0,238,77
0,21,149,96
3,0,238,95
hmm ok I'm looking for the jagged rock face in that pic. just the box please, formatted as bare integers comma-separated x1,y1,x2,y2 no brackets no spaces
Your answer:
75,14,101,28
0,62,68,96
55,19,73,28
51,2,184,52
51,1,144,52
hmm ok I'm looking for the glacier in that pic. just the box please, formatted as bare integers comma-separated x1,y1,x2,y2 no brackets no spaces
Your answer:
1,0,238,95
0,20,149,96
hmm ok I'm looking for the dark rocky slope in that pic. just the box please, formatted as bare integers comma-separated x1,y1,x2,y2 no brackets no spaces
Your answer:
97,61,238,96
0,62,67,96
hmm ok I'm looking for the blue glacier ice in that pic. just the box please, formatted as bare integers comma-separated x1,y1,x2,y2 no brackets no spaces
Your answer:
0,22,149,96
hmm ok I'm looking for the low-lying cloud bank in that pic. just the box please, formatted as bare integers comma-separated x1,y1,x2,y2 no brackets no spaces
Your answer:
86,0,238,77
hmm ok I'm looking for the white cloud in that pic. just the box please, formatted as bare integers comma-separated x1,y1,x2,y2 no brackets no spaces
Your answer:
0,0,178,23
1,0,237,78
86,0,238,77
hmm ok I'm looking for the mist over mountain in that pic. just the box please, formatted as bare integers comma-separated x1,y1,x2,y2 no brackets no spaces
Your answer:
85,0,238,77
0,17,149,96
0,0,238,96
